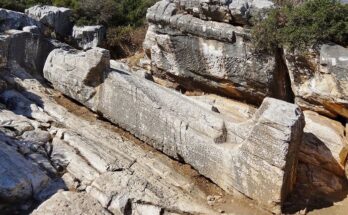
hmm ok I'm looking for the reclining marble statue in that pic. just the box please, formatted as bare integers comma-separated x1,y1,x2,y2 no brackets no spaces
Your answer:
43,47,305,213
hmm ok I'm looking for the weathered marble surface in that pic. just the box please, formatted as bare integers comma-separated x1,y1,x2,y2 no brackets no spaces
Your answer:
32,191,111,215
25,5,73,37
168,0,274,25
44,47,305,212
43,48,109,109
72,25,106,50
144,0,291,105
0,30,70,76
286,44,348,119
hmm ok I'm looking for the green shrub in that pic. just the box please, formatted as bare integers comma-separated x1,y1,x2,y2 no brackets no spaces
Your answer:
106,25,147,58
122,0,158,26
0,0,158,27
252,0,348,53
0,0,52,11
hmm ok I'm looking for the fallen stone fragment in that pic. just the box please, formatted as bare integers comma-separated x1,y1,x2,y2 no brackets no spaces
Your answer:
0,30,71,76
0,109,35,136
169,0,274,25
171,0,233,23
43,48,305,212
132,203,162,215
72,25,106,50
31,191,111,215
25,5,73,37
147,1,246,43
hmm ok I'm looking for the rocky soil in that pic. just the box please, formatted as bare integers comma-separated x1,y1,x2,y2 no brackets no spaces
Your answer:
0,1,348,215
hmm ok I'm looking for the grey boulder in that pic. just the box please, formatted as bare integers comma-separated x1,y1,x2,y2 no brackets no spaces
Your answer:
0,30,71,76
43,48,110,109
25,5,73,37
0,9,41,32
72,25,106,50
0,141,50,203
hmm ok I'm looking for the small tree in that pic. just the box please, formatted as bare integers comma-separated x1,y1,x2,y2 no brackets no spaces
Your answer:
74,0,124,26
252,0,348,53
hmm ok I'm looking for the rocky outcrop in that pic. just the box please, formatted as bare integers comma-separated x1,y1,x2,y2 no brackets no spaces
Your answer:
25,5,73,37
0,30,70,76
171,0,274,25
143,0,291,105
0,9,42,32
286,43,348,119
43,47,305,212
32,191,111,215
0,96,63,212
72,25,106,50
0,139,50,203
0,68,222,215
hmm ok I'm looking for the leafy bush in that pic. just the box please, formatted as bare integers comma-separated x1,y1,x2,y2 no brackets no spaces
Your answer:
122,0,158,26
106,25,147,58
52,0,157,27
0,0,52,11
0,0,157,27
73,0,124,26
252,0,348,53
